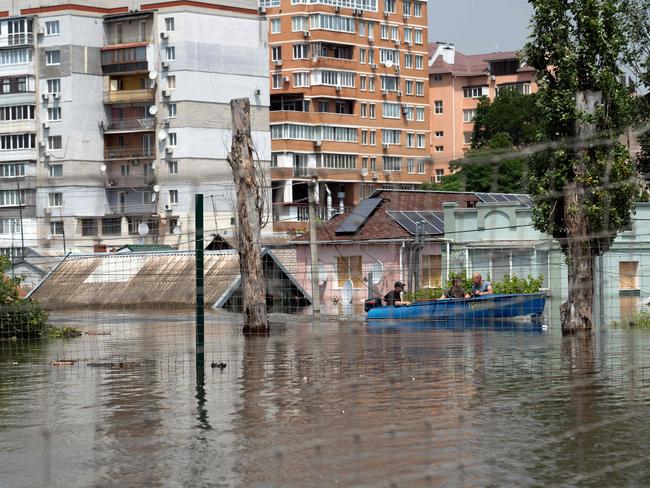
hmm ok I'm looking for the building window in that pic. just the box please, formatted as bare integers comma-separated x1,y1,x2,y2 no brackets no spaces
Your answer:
414,1,422,16
0,163,25,178
417,134,425,148
336,255,363,288
46,50,61,65
167,160,178,175
271,18,281,34
293,43,308,59
360,102,367,118
48,192,62,207
291,16,309,32
435,131,444,138
435,145,444,152
418,159,425,174
380,24,389,39
369,103,376,118
47,135,62,150
416,81,424,96
47,107,61,121
293,71,310,87
404,27,412,43
0,105,34,121
81,219,97,236
0,218,21,234
102,218,121,236
406,132,414,148
463,132,473,145
463,86,488,99
140,21,147,41
165,46,175,61
360,48,367,64
361,129,368,145
435,168,444,182
271,45,282,61
407,158,415,174
144,162,154,177
370,157,376,171
405,80,413,95
414,28,423,44
431,73,442,82
272,74,282,89
45,21,60,36
463,109,477,123
382,102,400,118
143,190,154,204
168,132,177,146
434,100,443,114
165,17,175,32
0,189,25,206
382,129,400,145
369,130,376,145
50,221,64,236
167,218,179,234
120,164,130,176
48,164,62,178
368,76,375,91
168,103,177,118
361,157,368,169
167,75,176,89
360,75,367,91
404,54,413,69
421,255,442,287
382,156,402,171
169,189,178,204
619,262,639,290
415,55,423,70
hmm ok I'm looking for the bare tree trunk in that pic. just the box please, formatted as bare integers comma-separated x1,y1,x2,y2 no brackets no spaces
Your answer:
227,98,268,335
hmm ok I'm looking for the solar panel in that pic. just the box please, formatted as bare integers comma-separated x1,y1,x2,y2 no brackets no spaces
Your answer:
387,211,445,236
335,197,383,235
475,192,532,208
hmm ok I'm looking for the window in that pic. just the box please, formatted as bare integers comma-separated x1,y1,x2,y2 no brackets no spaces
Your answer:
384,0,396,13
271,18,281,34
0,105,34,121
293,44,308,59
167,75,176,89
434,100,443,114
414,1,422,16
336,255,363,288
368,75,375,91
169,189,178,204
168,218,179,234
407,158,415,173
381,75,399,91
168,103,177,118
463,109,477,122
312,69,355,88
272,74,283,89
406,132,414,148
165,17,175,32
165,46,175,61
369,103,376,118
370,157,376,171
404,54,413,68
47,107,61,121
361,157,368,169
0,163,25,178
496,82,531,96
619,262,639,290
0,134,35,150
0,49,33,66
271,45,282,61
382,102,400,118
291,16,309,32
415,55,423,70
359,20,366,37
48,192,63,207
50,221,64,236
404,105,414,120
382,156,401,171
360,75,367,91
81,219,97,236
380,48,400,66
168,132,177,146
403,0,411,16
143,191,155,204
418,159,425,174
45,21,60,36
361,129,368,145
48,164,62,177
102,218,121,236
414,28,423,44
390,25,398,41
435,131,444,138
47,135,62,150
359,48,367,64
319,153,356,169
405,79,413,95
46,50,60,65
140,21,147,42
360,102,367,118
120,164,130,176
369,130,376,145
417,134,425,148
435,145,444,152
144,162,154,176
416,107,425,121
431,73,443,82
0,218,21,234
421,255,442,287
382,129,401,144
415,81,424,96
463,131,473,145
463,86,488,98
404,27,412,43
435,168,444,181
293,71,310,87
0,190,25,206
309,14,355,33
380,24,389,39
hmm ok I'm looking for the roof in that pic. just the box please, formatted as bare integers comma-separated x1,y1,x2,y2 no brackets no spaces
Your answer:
428,43,530,76
30,249,310,310
116,244,175,253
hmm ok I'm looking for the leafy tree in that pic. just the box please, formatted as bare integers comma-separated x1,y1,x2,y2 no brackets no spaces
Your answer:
526,0,641,334
0,256,20,304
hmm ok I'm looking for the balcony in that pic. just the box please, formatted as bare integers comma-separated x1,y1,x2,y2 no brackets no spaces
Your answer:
0,33,34,48
101,44,149,75
103,117,155,133
106,200,157,216
104,88,154,104
105,174,155,189
105,146,154,160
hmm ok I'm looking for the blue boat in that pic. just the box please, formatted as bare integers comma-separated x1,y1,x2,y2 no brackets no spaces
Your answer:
366,293,546,321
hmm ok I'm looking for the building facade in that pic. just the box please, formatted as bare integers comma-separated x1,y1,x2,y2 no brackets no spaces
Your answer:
0,0,270,259
262,0,431,231
427,43,537,179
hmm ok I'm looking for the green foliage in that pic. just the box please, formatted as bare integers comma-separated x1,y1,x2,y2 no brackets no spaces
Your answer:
0,255,21,304
525,0,641,257
47,326,83,339
492,275,545,294
611,310,650,329
0,302,49,340
403,288,444,302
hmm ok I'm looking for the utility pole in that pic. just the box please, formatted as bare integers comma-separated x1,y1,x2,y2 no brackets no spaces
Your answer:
308,178,321,317
16,179,24,260
195,194,205,377
226,98,267,335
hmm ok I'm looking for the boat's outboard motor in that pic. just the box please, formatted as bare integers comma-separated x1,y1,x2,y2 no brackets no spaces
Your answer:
364,297,383,312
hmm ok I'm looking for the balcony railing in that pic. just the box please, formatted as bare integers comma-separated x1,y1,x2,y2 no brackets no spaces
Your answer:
0,33,34,48
104,89,155,104
105,174,155,188
273,203,335,222
104,117,155,132
105,146,154,160
101,44,149,75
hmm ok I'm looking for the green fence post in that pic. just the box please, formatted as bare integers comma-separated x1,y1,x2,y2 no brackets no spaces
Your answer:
195,194,204,378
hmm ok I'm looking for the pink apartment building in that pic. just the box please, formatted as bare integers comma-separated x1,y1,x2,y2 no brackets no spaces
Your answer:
427,43,538,180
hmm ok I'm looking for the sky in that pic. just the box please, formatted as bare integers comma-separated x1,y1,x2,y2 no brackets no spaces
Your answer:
428,1,533,54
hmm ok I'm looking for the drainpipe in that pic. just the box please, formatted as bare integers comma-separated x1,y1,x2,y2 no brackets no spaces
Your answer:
465,248,470,276
324,184,332,220
399,240,406,283
451,75,456,160
446,241,450,281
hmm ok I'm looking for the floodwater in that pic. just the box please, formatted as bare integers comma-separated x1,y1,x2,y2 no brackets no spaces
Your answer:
2,307,650,488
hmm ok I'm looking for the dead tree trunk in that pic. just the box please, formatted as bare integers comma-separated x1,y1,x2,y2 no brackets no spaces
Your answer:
227,98,268,335
560,91,601,335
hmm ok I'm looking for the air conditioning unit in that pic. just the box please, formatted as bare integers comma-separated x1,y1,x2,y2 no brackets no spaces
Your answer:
164,204,173,211
490,75,496,81
335,84,341,91
273,60,283,67
405,40,412,46
312,55,319,63
382,90,388,96
368,36,374,44
254,88,261,95
52,92,60,99
303,31,310,38
393,39,400,45
353,8,362,15
384,169,392,175
382,143,390,150
335,5,340,11
370,63,377,69
41,93,49,101
132,159,140,166
383,10,389,17
313,138,322,147
395,67,400,74
44,207,51,215
108,179,116,186
371,173,378,181
161,61,169,69
403,14,409,19
258,6,266,14
163,117,170,124
37,27,45,36
402,106,409,114
165,146,174,153
162,89,171,97
397,91,403,97
283,76,290,82
42,122,49,129
160,32,169,39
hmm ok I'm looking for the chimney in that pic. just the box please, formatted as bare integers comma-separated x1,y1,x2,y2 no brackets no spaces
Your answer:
441,43,455,64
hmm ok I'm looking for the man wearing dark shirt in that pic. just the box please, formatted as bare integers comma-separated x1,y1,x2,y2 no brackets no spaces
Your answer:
384,281,411,306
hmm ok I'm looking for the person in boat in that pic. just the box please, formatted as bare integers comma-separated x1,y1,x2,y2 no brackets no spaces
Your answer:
471,272,493,296
441,277,470,299
384,281,411,306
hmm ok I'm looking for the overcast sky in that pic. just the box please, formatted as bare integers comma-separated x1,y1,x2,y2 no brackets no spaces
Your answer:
428,1,533,54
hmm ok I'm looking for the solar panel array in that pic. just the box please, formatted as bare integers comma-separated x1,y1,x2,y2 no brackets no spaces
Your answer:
335,197,383,235
387,211,445,236
475,193,533,207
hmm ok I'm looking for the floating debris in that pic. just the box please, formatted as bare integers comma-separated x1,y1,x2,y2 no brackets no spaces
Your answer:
87,361,139,368
211,362,227,370
50,360,77,366
83,331,111,336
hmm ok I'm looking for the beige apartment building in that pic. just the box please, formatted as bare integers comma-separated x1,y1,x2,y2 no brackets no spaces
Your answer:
262,0,431,232
427,43,537,181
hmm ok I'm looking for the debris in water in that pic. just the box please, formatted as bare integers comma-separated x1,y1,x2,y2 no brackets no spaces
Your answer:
211,362,227,370
50,360,77,366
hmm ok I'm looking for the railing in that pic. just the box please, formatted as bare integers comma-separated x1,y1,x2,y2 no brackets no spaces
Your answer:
0,33,34,47
105,174,155,188
105,147,154,159
294,164,309,177
105,118,155,131
104,89,155,104
273,203,340,222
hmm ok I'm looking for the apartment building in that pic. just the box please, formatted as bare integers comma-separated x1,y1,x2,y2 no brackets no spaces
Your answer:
427,43,537,180
0,0,270,259
262,0,430,231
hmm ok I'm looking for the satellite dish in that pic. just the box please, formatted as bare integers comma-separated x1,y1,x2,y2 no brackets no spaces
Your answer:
341,280,353,304
153,185,160,193
100,164,107,172
149,105,158,116
137,223,149,237
384,59,393,68
371,261,384,285
148,70,158,80
172,225,182,235
157,129,167,141
360,168,369,177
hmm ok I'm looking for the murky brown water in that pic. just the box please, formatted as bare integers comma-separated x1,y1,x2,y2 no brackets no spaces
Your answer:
2,309,650,487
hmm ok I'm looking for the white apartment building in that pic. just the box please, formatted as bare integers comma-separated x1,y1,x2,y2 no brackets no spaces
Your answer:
0,0,270,260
